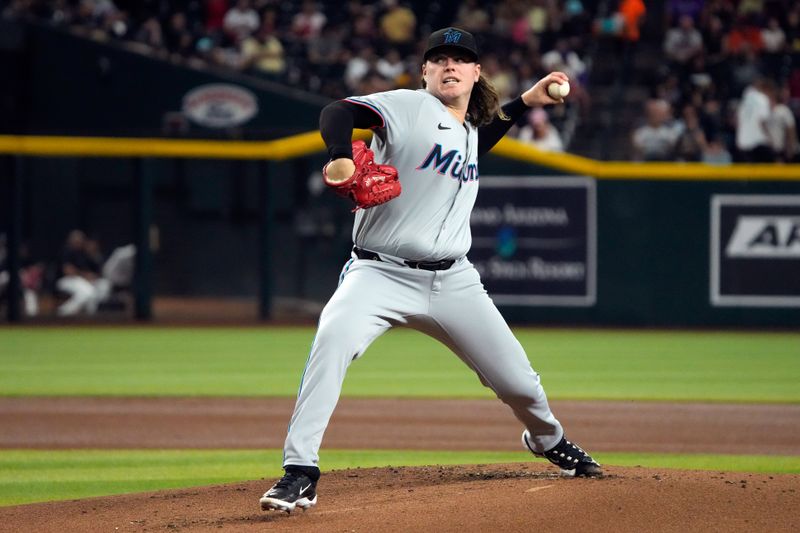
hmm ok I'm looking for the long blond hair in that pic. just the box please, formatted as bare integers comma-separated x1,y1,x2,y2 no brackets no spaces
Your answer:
468,74,509,127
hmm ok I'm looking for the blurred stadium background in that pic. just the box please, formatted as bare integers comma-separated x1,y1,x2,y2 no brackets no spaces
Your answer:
1,0,799,327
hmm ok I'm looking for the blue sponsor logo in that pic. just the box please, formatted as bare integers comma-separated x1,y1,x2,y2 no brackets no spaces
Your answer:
496,226,517,258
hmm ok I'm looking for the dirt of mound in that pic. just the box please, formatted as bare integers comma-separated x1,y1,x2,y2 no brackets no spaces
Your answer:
1,464,798,533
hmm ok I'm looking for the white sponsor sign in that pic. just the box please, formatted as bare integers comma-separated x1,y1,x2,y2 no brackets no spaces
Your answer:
725,216,800,258
710,195,800,307
182,84,258,128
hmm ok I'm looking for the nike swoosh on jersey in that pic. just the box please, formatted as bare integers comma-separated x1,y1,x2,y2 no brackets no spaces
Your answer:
437,123,451,130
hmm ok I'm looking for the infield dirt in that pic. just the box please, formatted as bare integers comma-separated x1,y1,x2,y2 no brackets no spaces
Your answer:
1,397,799,532
1,464,798,532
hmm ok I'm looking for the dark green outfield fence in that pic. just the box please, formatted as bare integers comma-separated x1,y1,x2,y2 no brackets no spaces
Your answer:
1,19,799,327
474,165,800,328
4,149,798,327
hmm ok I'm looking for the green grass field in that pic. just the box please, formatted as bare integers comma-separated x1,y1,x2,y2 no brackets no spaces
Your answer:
1,327,798,506
1,327,799,401
2,449,800,507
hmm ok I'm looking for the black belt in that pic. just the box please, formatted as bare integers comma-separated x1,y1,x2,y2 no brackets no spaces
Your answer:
353,247,455,271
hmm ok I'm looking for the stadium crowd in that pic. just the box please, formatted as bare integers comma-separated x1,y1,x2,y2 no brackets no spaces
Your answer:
2,0,799,161
635,0,800,162
2,0,607,152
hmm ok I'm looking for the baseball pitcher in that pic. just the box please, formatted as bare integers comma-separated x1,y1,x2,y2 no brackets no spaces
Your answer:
260,27,601,514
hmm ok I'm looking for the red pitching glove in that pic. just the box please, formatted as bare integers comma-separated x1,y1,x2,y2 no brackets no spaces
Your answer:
323,140,401,211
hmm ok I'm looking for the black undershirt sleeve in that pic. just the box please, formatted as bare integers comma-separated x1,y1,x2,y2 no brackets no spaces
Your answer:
319,100,383,160
477,96,530,157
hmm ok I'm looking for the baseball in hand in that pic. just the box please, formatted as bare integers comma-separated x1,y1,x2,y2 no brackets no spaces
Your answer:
547,81,570,100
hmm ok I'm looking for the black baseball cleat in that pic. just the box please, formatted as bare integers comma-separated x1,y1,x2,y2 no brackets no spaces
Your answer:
259,466,319,513
523,431,603,477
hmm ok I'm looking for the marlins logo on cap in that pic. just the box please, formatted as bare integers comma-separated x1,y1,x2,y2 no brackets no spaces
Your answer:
424,27,479,62
443,28,462,44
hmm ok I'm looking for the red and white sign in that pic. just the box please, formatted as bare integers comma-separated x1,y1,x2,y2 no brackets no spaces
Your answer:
182,84,258,128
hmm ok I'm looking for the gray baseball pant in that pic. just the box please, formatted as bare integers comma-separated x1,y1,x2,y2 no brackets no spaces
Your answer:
282,252,563,467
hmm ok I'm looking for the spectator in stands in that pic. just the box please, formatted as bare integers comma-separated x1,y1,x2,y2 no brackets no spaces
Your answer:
455,0,491,36
766,82,798,162
290,0,327,42
617,0,647,44
561,0,592,46
375,48,406,84
344,45,375,92
241,10,286,78
0,235,42,317
761,16,786,76
725,14,764,56
205,0,229,34
4,0,599,152
700,97,726,141
164,11,196,58
510,0,557,49
786,9,800,55
542,38,586,83
223,0,259,42
356,69,392,95
701,13,728,56
379,0,416,54
684,52,714,96
673,103,708,161
663,15,704,73
702,134,733,164
212,34,244,69
761,16,785,53
102,244,136,292
735,78,775,162
593,0,645,85
55,230,112,316
346,5,378,51
518,108,564,152
100,7,130,41
632,99,683,161
133,15,164,51
306,23,342,83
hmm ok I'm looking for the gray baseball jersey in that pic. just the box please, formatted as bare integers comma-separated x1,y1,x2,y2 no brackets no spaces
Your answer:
346,89,479,261
280,88,564,471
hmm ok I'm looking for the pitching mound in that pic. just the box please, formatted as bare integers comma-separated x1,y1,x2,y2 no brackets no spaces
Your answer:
2,464,798,532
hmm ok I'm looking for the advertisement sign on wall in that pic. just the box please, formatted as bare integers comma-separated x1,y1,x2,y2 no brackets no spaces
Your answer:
710,195,800,307
182,84,258,128
470,176,596,306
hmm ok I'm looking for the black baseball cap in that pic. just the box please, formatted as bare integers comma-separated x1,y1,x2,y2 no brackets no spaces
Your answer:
423,27,479,62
